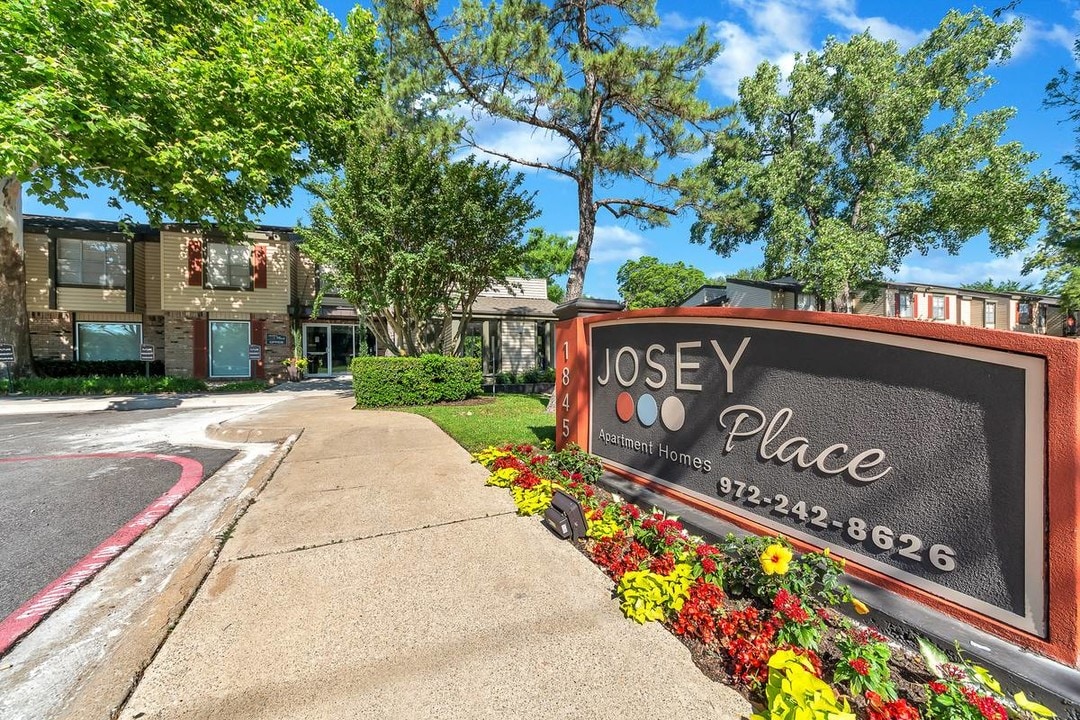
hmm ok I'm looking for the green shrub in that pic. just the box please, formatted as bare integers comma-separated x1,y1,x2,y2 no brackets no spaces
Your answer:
352,355,482,407
11,375,207,396
35,359,166,377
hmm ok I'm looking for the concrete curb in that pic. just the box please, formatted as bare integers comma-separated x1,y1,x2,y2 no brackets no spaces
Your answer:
55,430,302,720
205,422,303,444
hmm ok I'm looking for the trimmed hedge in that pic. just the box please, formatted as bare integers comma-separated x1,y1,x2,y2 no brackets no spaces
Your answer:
352,355,482,407
35,359,166,377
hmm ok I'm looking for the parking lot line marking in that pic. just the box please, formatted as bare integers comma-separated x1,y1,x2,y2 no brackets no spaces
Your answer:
0,452,204,656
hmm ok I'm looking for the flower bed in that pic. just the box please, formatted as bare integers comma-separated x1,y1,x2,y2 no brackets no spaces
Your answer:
473,442,1058,720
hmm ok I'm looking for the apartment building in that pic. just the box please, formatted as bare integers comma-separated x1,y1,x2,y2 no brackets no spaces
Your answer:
21,215,556,379
682,277,1072,336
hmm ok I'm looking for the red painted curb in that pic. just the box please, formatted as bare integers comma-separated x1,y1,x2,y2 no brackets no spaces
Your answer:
0,452,205,656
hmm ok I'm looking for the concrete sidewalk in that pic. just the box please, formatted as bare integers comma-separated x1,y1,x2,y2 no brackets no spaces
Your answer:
116,395,751,720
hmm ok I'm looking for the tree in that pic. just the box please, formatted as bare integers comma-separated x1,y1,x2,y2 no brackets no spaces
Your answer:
961,278,1038,293
376,0,722,302
518,228,574,302
616,255,708,309
728,266,770,282
1024,38,1080,311
687,9,1062,312
0,0,378,375
298,113,537,356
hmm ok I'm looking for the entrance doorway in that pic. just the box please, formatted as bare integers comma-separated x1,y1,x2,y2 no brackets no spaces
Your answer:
303,324,358,377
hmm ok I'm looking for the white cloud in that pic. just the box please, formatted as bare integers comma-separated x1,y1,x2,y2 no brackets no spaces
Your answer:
700,0,927,100
705,2,812,99
892,249,1045,288
1011,14,1076,61
587,226,650,264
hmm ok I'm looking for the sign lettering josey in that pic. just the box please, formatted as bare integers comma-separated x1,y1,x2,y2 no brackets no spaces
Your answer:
555,304,1080,666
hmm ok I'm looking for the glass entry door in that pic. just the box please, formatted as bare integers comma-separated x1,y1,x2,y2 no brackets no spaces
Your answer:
304,324,357,377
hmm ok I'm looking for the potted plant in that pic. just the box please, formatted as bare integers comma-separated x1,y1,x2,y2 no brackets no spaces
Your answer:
282,356,308,381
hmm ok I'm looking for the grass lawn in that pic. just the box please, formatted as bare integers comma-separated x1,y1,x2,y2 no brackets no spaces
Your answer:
405,393,555,452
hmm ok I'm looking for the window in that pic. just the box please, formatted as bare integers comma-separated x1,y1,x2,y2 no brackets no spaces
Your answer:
897,292,913,318
985,302,996,327
209,321,250,377
932,295,946,320
77,322,141,361
58,238,126,287
205,243,251,289
1018,302,1033,325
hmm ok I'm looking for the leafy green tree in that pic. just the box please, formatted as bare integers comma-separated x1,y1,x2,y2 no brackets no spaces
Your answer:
616,256,708,309
687,9,1062,312
961,278,1038,293
0,0,377,375
518,228,574,302
298,112,537,356
728,266,771,282
376,0,722,302
1025,39,1080,311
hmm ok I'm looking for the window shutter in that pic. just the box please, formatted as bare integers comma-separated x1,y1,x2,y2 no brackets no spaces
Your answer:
253,244,267,289
187,239,204,286
252,318,266,379
945,296,950,320
913,294,919,318
192,318,209,378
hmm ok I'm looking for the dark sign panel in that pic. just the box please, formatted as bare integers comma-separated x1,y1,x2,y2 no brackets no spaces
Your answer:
247,344,262,361
139,345,155,362
589,318,1045,634
0,344,13,363
266,334,287,345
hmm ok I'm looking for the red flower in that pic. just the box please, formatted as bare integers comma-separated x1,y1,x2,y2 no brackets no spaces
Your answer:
583,485,595,498
700,556,718,574
854,627,887,645
942,664,966,681
622,503,641,520
867,691,921,720
649,553,676,576
772,588,810,623
696,543,720,558
928,681,948,695
849,657,871,676
961,688,1008,720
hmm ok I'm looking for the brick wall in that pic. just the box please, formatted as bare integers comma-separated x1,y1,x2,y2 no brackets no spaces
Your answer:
164,311,200,377
29,311,74,360
260,314,291,382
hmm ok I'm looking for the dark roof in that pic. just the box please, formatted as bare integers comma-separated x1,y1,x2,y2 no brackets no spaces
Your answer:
23,214,157,236
726,276,804,292
469,296,556,318
23,214,298,240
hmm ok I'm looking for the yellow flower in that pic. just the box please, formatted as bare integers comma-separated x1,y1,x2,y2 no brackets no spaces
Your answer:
851,598,870,615
822,547,830,557
760,544,793,575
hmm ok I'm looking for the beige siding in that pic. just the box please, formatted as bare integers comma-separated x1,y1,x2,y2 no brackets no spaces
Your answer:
499,320,536,374
970,298,986,328
159,230,290,313
57,287,127,311
1046,306,1065,336
143,242,162,312
295,254,317,302
134,243,146,313
853,292,886,317
24,233,51,311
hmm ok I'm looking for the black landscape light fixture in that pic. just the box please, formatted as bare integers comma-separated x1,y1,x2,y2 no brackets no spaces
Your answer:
542,490,588,541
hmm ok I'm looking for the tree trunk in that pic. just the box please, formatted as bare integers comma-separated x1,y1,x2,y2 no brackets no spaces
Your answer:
563,176,596,303
0,176,31,378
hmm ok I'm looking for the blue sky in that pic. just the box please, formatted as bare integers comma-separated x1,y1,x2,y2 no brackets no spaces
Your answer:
25,0,1080,300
